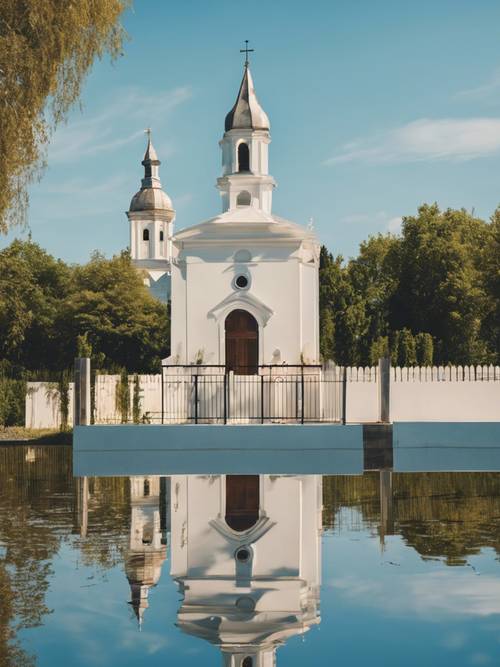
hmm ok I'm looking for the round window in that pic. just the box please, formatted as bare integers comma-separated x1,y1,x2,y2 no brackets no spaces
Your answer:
235,275,249,289
235,546,251,562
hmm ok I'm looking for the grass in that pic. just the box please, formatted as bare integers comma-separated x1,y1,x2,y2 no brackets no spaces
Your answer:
0,426,72,445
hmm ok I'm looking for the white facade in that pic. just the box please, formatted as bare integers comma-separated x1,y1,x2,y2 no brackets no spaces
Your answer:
169,65,320,366
171,474,322,665
127,137,175,303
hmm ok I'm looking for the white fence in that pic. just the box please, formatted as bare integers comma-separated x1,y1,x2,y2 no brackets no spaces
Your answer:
24,365,500,428
25,382,74,429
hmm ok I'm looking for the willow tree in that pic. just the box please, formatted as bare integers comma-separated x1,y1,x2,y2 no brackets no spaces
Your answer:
0,0,129,232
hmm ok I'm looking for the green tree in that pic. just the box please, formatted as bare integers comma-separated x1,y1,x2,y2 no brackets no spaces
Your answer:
397,328,417,366
0,0,129,232
0,240,72,368
415,332,434,366
319,246,368,365
389,204,490,364
59,251,169,372
369,336,389,366
348,234,398,364
482,209,500,363
0,241,169,373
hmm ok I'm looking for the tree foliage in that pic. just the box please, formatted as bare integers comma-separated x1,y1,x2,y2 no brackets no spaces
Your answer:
0,0,129,231
0,241,169,373
320,204,498,366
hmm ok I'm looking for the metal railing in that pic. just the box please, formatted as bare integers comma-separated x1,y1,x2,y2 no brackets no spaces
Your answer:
159,365,344,424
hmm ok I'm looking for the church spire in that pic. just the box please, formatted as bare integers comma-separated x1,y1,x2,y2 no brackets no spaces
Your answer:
225,65,270,132
141,129,161,189
218,59,275,214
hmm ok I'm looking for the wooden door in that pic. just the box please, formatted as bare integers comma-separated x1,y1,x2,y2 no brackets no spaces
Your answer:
225,309,258,375
225,475,260,531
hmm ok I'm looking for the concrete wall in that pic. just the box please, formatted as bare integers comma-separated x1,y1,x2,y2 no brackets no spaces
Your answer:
25,382,74,429
345,366,379,424
25,365,500,428
390,365,500,422
94,375,120,424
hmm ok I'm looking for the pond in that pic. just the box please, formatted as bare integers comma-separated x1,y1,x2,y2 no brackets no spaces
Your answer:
1,443,500,666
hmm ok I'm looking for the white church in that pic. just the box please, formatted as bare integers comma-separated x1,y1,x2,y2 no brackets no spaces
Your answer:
127,58,320,371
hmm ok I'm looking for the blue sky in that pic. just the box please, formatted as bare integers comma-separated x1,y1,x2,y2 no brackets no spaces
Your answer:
4,0,500,263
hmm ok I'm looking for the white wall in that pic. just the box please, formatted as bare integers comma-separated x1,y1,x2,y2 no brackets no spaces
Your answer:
345,367,379,424
25,365,500,428
391,366,500,422
25,382,74,429
94,375,121,423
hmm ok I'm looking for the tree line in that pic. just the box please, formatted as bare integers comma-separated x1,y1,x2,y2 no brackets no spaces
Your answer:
320,203,500,366
0,202,499,383
0,240,169,377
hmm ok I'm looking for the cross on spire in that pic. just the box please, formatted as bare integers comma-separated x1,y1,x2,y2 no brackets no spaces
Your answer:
240,40,254,67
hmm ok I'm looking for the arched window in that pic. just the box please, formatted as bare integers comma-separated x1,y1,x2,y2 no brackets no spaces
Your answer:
143,229,149,241
143,479,150,497
238,142,250,172
225,475,259,531
236,191,251,207
159,230,164,241
242,658,253,667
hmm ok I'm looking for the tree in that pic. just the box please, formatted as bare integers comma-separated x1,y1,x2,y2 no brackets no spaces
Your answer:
0,0,129,232
388,205,490,364
369,336,389,366
482,209,500,363
397,328,417,367
319,246,368,365
415,332,434,366
0,240,72,368
0,241,169,373
58,251,169,372
348,234,398,364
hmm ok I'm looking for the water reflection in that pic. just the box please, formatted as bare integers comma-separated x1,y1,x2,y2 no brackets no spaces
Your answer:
125,476,167,626
171,475,321,665
2,445,500,665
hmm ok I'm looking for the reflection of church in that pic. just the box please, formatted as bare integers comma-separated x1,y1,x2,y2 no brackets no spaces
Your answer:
170,474,322,665
124,476,167,626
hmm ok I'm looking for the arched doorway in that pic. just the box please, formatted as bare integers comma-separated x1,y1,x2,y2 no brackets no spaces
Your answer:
225,309,258,375
225,475,259,531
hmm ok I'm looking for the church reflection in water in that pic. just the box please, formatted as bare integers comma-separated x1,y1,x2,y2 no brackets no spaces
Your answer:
122,474,322,664
124,476,168,626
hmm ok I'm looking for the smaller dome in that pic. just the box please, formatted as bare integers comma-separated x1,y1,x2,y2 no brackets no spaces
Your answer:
129,187,173,213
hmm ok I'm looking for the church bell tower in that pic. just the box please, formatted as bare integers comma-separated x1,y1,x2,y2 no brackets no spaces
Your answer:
126,132,175,302
217,58,276,214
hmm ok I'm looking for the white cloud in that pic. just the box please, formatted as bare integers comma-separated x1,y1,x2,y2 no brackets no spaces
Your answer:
339,210,402,235
325,117,500,165
455,68,500,100
386,216,403,234
48,86,192,164
330,571,500,619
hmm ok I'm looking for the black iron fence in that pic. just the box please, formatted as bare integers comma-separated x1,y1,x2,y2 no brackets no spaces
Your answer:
159,365,344,424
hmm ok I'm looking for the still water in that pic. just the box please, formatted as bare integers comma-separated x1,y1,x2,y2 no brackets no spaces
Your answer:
1,444,500,666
